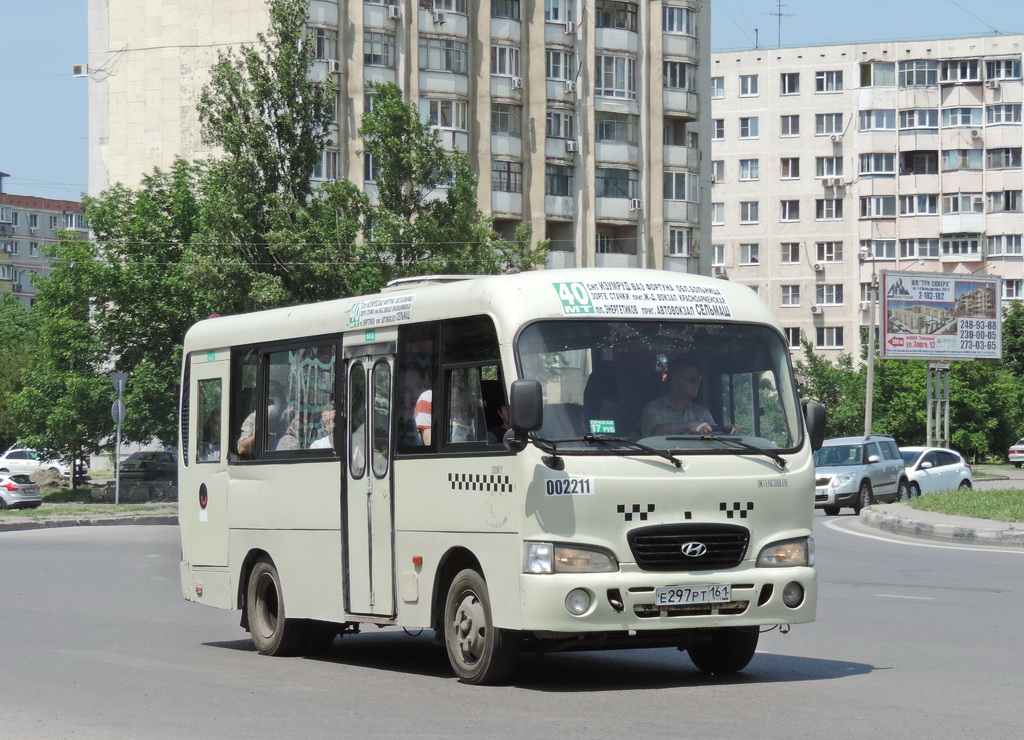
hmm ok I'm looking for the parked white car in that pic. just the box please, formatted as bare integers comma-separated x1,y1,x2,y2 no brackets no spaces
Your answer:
899,446,973,497
0,448,86,478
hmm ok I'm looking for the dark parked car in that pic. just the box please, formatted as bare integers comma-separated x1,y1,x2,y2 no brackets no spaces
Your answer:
0,473,42,510
119,451,178,482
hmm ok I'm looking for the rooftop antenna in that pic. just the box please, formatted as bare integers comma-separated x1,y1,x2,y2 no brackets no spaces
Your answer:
765,0,792,47
0,171,8,194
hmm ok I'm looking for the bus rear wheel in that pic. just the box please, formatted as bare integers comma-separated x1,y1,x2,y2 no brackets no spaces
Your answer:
687,627,760,675
247,557,308,656
443,569,518,685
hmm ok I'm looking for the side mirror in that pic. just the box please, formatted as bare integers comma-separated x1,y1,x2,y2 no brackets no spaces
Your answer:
803,400,826,451
920,461,932,470
505,379,543,453
867,454,881,463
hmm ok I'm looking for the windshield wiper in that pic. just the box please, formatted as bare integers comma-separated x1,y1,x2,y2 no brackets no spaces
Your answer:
666,434,787,469
583,434,683,468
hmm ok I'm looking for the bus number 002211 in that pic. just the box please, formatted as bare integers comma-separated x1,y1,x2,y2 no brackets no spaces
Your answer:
544,477,595,496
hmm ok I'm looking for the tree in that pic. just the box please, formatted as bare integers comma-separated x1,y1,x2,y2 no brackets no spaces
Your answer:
0,294,39,451
794,336,865,438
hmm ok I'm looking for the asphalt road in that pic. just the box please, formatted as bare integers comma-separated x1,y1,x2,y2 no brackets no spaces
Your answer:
1,519,1022,739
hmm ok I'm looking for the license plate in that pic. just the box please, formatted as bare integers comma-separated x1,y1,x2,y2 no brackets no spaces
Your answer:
23,487,38,495
655,584,732,606
815,487,826,495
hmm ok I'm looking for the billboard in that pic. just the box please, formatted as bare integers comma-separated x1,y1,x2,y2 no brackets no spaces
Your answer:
880,271,1002,361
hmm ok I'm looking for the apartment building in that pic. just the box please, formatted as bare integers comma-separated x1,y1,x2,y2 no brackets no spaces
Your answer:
0,192,86,305
86,0,711,274
710,35,1024,359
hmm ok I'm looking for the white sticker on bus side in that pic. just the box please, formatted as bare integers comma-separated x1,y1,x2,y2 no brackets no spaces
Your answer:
544,477,596,496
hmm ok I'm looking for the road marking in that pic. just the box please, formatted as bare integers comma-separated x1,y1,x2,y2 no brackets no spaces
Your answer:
874,594,933,600
823,518,1024,555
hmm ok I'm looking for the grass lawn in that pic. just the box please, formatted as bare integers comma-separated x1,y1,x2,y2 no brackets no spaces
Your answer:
910,489,1024,524
0,487,174,521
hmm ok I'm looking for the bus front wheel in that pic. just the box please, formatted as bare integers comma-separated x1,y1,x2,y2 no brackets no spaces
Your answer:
687,627,760,675
443,569,519,685
247,557,308,656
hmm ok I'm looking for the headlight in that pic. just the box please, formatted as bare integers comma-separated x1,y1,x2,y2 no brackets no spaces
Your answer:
831,473,856,488
523,542,619,574
756,537,814,567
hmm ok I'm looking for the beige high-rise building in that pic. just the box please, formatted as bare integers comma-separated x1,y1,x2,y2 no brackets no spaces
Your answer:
86,0,711,275
710,35,1024,359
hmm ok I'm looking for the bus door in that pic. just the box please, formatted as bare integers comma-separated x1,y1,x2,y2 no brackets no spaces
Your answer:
343,336,396,617
182,349,230,568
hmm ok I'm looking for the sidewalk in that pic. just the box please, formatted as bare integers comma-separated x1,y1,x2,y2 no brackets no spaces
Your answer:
860,502,1024,548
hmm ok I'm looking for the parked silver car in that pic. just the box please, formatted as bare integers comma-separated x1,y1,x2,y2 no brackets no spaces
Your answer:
0,473,42,510
899,446,973,497
813,435,910,515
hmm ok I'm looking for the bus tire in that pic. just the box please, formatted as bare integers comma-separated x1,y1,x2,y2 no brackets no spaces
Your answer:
246,557,308,656
443,569,519,685
687,627,759,675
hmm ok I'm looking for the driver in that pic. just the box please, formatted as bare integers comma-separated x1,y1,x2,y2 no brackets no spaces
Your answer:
639,357,737,436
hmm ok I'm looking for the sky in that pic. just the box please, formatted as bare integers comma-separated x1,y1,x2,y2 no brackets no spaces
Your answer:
1,0,1023,202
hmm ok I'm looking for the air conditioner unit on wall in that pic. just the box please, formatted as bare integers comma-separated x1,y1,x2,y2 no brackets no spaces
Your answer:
564,80,577,94
629,198,643,211
330,60,342,74
986,79,1001,89
810,304,823,314
565,140,579,153
830,134,843,143
510,76,524,89
564,21,575,35
388,5,401,20
432,9,446,24
712,265,726,277
72,63,89,78
859,301,871,310
970,128,982,138
812,262,824,272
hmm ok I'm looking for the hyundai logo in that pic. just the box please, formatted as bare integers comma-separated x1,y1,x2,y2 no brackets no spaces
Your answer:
680,542,707,558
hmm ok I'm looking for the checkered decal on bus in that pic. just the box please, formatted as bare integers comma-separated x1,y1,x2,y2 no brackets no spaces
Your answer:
448,473,513,493
721,501,754,519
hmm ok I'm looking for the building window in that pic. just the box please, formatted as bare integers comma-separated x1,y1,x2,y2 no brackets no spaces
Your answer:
595,1,638,31
860,153,895,176
546,50,574,81
546,109,574,139
858,109,896,131
816,284,844,306
420,37,469,73
987,190,1022,213
988,234,1023,256
545,0,574,22
941,59,980,83
664,61,695,90
780,242,800,263
711,119,725,140
860,61,895,87
780,157,800,179
596,167,638,198
739,159,759,181
816,241,843,262
780,200,800,222
900,194,939,215
434,0,468,11
711,76,724,98
595,54,637,99
663,5,697,35
311,150,339,181
816,327,844,349
425,99,467,130
942,107,983,127
943,149,983,171
597,112,638,143
739,243,760,265
899,59,938,87
663,171,698,202
1003,280,1023,300
815,113,843,135
492,0,521,20
815,200,843,220
986,59,1022,80
861,239,896,259
491,44,521,76
712,243,725,265
815,70,843,93
780,285,800,307
545,164,573,196
860,195,896,218
315,27,339,61
901,150,939,174
899,109,939,130
780,114,799,137
739,74,759,96
492,103,522,136
667,226,694,257
780,72,799,95
815,157,843,179
942,193,984,214
363,152,380,182
900,238,939,258
711,160,724,183
988,104,1022,125
739,117,759,139
940,234,983,258
29,242,40,257
784,327,801,348
739,201,759,224
491,160,523,193
364,31,395,67
987,148,1022,169
711,202,724,226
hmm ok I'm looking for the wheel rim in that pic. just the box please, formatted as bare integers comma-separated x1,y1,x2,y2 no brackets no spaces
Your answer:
253,572,280,640
860,484,871,508
451,591,486,666
910,483,920,499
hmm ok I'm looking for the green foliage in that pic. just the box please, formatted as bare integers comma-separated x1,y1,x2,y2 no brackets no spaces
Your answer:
0,294,39,449
909,488,1024,524
794,335,865,438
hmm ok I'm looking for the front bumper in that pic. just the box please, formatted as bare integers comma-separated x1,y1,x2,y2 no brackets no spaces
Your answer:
814,485,857,508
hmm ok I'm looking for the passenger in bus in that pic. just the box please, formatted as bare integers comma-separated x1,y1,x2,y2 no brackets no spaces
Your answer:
237,381,286,456
487,403,511,444
639,357,737,436
309,404,336,450
414,389,432,445
275,408,302,450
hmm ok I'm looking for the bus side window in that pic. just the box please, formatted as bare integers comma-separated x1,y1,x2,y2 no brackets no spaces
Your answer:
197,379,222,463
230,348,259,460
349,361,367,478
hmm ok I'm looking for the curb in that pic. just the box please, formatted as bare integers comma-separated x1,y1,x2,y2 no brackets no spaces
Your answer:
0,514,178,533
860,507,1024,548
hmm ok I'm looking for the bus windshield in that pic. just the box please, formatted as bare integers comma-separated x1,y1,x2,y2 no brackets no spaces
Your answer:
516,320,802,454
